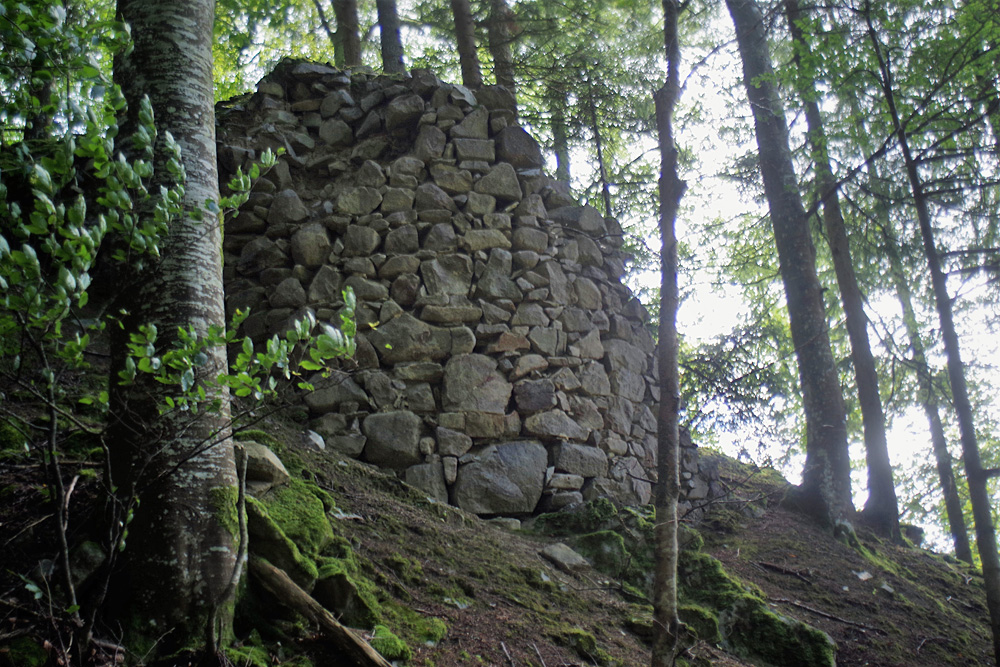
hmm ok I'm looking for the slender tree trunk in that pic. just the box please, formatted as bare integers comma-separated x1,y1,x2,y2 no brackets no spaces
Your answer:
586,84,613,218
311,0,338,52
784,0,900,541
487,0,516,92
550,86,571,182
651,2,686,664
333,0,362,68
726,0,854,526
376,0,405,74
886,238,973,564
451,0,483,87
112,0,237,654
863,4,1000,661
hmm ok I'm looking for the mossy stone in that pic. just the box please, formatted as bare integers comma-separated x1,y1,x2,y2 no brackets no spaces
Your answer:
573,531,629,576
370,624,413,661
261,477,334,557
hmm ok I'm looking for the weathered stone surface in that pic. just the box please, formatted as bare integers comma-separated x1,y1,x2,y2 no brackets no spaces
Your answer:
378,255,420,279
442,354,512,414
437,426,473,456
304,371,369,414
362,410,423,468
268,189,309,225
573,277,602,309
553,443,608,478
414,124,447,161
578,361,611,396
510,302,549,327
239,237,287,275
451,106,489,139
461,229,511,253
385,94,425,133
405,463,448,502
240,440,291,492
430,163,473,194
338,187,383,216
452,441,547,514
307,266,343,303
368,313,452,363
524,409,588,441
549,205,607,237
495,126,543,169
384,225,419,254
514,379,556,414
540,542,589,573
476,249,521,300
610,368,646,402
269,277,307,308
474,163,522,202
512,227,548,253
319,118,353,145
421,254,473,296
291,223,330,267
571,330,604,359
453,138,495,162
415,182,457,211
342,225,381,256
320,89,354,117
344,275,389,301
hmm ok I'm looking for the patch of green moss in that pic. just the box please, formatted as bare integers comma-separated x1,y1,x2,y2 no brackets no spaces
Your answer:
725,601,836,667
315,544,383,628
520,566,558,593
679,604,720,643
224,644,271,667
532,498,619,536
559,628,621,667
261,478,334,557
0,636,47,667
246,496,319,586
386,554,425,583
211,484,240,542
234,428,284,453
574,531,630,577
370,624,412,661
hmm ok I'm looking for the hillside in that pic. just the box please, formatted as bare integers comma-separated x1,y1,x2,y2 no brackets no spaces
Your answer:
2,416,990,667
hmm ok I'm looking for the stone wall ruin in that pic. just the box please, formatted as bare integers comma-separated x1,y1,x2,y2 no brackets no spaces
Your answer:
218,59,718,516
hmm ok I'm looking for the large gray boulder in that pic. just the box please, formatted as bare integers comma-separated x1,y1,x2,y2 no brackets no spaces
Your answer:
441,354,512,414
362,410,423,469
452,441,547,514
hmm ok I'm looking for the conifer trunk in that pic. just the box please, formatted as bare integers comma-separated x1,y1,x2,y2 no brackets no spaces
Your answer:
487,0,516,92
863,6,1000,660
333,0,362,68
726,0,854,526
784,0,900,541
112,0,237,654
451,0,483,87
376,0,405,74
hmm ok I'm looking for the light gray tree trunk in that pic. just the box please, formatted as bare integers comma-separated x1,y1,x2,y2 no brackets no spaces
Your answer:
863,5,1000,660
451,0,483,87
112,0,237,654
376,0,405,73
651,2,686,664
726,0,854,526
783,0,900,541
487,0,516,92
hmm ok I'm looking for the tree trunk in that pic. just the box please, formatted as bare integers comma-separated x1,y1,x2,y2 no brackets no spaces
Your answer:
783,0,900,541
863,6,1000,660
333,0,362,68
550,86,571,182
487,0,516,92
111,0,237,654
651,2,686,664
726,0,854,526
451,0,482,87
311,0,339,52
376,0,405,74
586,84,613,219
887,243,973,564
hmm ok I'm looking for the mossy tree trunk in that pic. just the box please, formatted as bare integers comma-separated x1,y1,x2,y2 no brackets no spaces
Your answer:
726,0,854,526
651,1,686,664
111,0,237,655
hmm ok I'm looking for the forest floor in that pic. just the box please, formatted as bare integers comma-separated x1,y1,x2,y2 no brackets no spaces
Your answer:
0,416,993,667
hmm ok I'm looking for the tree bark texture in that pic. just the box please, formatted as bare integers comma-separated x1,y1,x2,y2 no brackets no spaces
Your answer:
651,2,686,664
784,0,900,541
726,0,854,525
112,0,237,651
550,88,572,183
334,0,362,68
487,0,517,92
888,252,973,563
863,6,1000,660
451,0,483,88
376,0,405,74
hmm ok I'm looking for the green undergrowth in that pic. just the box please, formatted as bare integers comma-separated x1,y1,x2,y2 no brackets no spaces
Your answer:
531,499,835,666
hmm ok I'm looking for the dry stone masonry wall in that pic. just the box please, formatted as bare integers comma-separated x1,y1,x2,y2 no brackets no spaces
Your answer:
218,59,719,517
